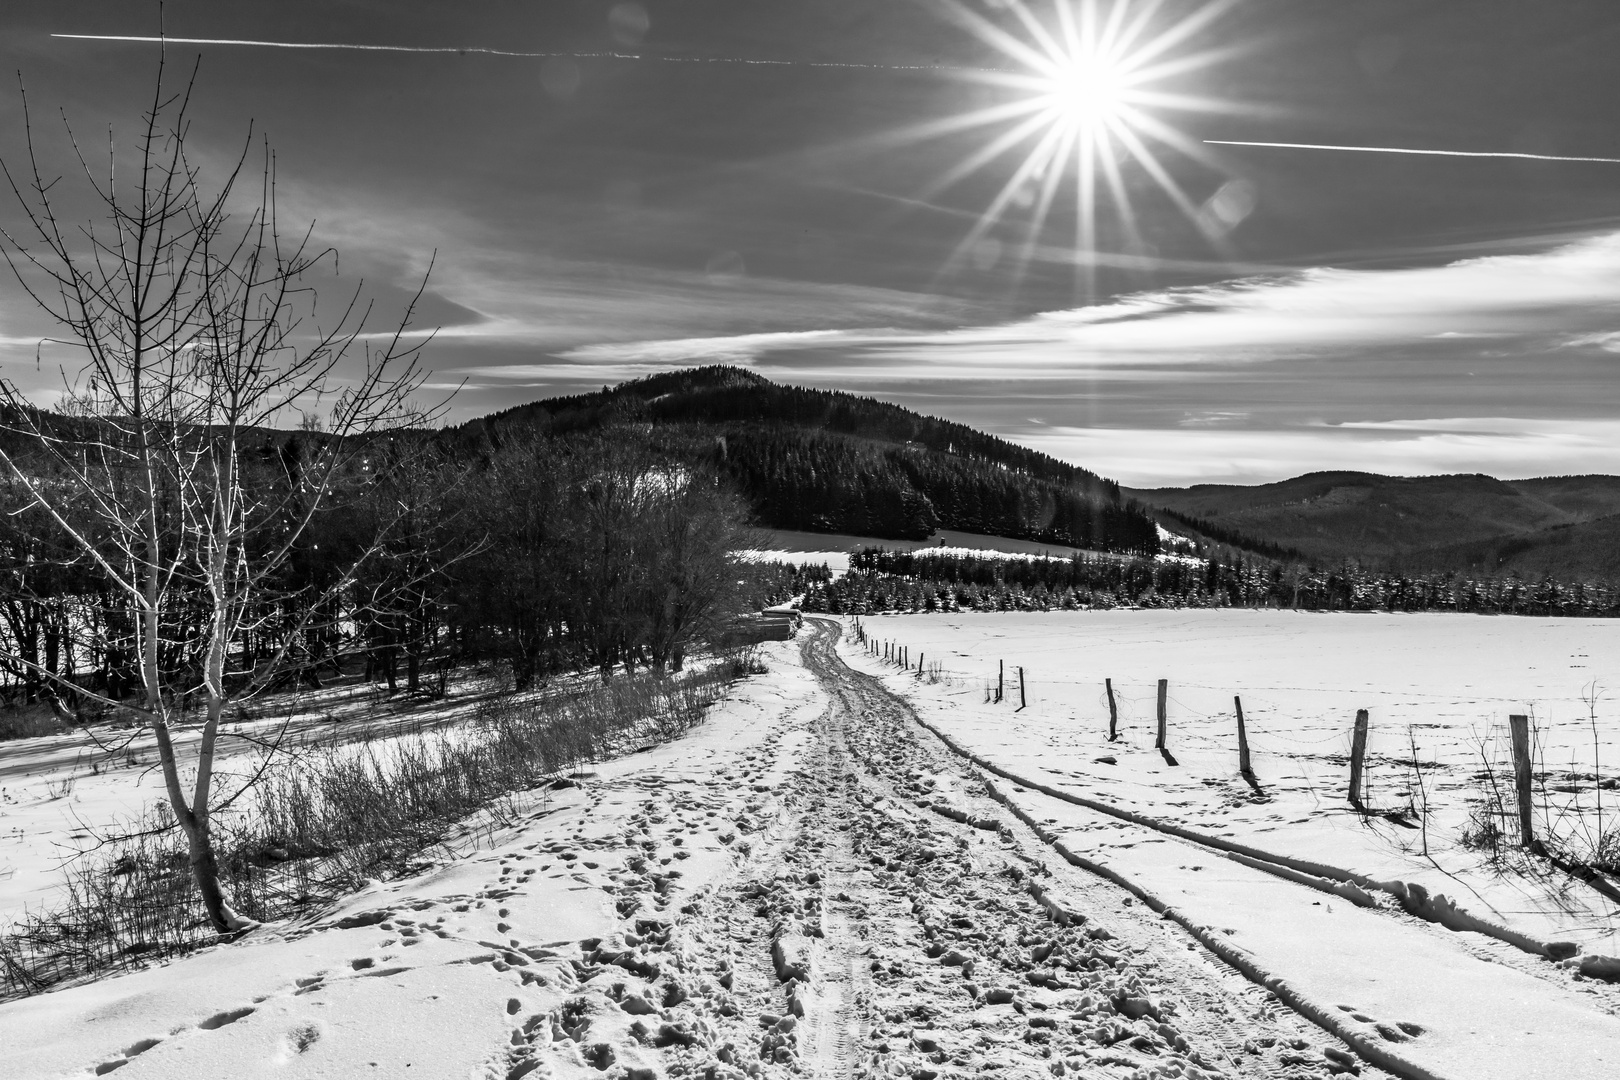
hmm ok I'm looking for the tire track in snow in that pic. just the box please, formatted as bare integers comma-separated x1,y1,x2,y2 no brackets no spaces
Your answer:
788,618,1376,1080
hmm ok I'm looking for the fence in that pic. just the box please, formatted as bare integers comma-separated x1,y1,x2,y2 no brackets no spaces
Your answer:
843,615,1619,887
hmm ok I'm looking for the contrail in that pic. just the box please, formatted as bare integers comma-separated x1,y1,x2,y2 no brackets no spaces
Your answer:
51,34,987,73
1207,139,1620,165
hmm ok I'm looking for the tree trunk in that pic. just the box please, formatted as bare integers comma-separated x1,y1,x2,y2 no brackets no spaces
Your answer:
184,823,243,933
512,649,536,692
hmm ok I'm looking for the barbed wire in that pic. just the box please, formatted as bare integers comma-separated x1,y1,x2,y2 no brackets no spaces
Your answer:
845,623,1613,768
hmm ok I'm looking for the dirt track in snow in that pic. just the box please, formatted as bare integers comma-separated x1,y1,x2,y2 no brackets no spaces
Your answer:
649,618,1382,1080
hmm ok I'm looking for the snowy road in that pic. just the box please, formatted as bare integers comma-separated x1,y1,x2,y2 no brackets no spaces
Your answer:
701,618,1384,1079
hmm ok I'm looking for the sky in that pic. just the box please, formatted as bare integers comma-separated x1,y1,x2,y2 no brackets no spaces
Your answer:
3,1,1620,487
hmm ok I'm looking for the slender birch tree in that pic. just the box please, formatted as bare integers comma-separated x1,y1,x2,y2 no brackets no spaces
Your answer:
0,57,435,932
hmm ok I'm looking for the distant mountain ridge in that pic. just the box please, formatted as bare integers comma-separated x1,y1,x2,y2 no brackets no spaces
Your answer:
455,366,1161,554
1131,471,1620,579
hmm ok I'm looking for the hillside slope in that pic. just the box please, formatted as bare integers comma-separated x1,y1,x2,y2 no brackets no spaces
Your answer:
457,366,1160,554
1133,471,1620,577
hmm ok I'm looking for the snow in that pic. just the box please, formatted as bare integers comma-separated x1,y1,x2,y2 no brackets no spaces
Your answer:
845,610,1620,1077
0,675,507,923
736,527,1122,573
0,638,826,1080
846,610,1620,952
6,612,1620,1079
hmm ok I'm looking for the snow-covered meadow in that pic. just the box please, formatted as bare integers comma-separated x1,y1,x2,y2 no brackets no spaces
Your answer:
846,609,1620,953
0,675,506,927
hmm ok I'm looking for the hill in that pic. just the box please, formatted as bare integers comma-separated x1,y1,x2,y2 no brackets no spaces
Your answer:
453,366,1161,554
1132,471,1620,578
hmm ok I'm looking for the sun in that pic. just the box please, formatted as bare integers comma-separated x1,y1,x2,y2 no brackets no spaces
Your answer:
893,0,1246,297
1044,55,1131,128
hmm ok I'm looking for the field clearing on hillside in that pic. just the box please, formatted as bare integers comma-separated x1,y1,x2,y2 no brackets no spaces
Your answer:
848,610,1620,952
737,526,1131,571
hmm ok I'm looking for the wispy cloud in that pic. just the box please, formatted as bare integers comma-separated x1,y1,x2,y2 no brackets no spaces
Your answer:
1034,418,1620,489
51,34,978,73
563,230,1620,380
1207,139,1620,166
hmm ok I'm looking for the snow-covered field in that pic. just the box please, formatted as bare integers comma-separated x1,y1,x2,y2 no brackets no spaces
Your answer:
5,614,1620,1080
737,526,1120,572
849,609,1620,953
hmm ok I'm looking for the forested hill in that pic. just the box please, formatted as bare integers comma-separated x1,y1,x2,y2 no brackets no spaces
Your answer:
456,366,1160,554
1132,471,1620,579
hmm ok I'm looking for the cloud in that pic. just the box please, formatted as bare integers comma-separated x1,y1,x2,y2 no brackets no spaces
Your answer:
1031,418,1620,489
557,329,897,367
1563,331,1620,353
563,230,1620,381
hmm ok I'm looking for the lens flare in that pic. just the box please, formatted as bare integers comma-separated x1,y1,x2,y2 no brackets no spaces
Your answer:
900,0,1247,297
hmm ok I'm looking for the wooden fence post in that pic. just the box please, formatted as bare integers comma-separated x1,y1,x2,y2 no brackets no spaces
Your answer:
1018,666,1026,710
1235,695,1253,777
917,652,924,677
1348,709,1370,808
1155,679,1168,749
997,660,1004,704
1509,714,1534,846
1106,679,1118,741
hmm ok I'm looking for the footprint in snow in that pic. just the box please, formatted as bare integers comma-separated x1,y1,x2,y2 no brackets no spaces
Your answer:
198,1006,256,1030
90,1035,164,1075
1335,1004,1426,1041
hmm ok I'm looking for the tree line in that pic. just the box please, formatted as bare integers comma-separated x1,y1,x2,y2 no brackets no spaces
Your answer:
0,426,801,709
803,548,1620,617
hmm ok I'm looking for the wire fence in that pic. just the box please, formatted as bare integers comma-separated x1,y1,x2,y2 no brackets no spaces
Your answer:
841,616,1620,787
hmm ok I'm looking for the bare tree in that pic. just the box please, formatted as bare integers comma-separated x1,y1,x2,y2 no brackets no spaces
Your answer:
0,56,436,932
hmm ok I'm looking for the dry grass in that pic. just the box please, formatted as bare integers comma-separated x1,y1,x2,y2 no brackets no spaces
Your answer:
0,657,747,998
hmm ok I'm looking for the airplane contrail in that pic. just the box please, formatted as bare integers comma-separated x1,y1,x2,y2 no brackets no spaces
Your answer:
50,34,987,73
1207,139,1620,165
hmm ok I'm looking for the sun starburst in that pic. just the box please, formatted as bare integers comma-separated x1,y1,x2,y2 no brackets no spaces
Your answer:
903,0,1247,297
